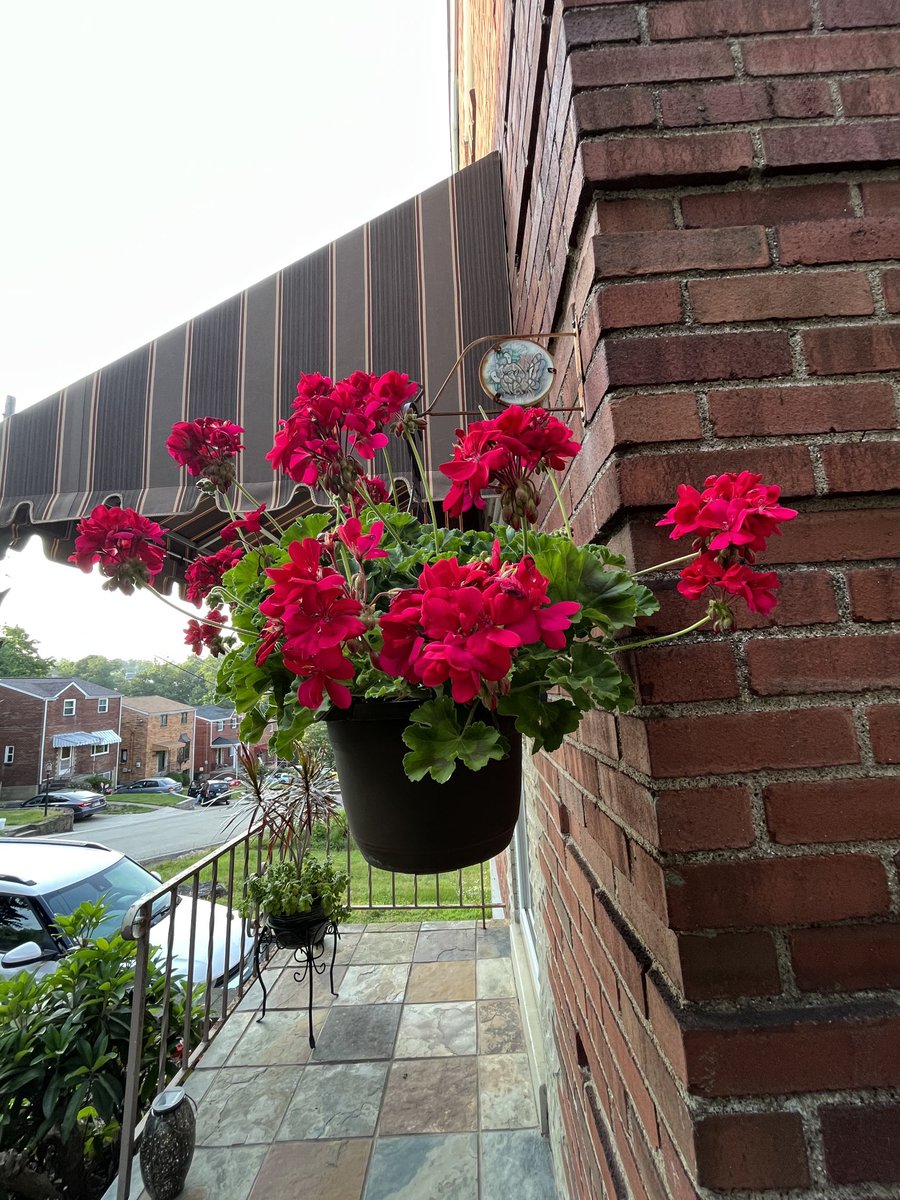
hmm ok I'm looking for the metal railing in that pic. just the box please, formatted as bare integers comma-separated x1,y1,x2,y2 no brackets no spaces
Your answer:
113,820,495,1198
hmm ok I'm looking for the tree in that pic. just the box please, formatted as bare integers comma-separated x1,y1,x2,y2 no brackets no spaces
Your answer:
0,625,55,677
54,654,128,690
122,656,219,706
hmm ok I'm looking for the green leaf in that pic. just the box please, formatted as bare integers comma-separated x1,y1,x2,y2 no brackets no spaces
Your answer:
401,697,508,783
533,538,587,604
497,691,582,753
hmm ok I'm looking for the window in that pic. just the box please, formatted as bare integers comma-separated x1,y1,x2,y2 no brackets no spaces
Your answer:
91,743,110,757
120,748,128,764
230,717,238,730
155,750,167,773
3,746,13,765
181,711,188,724
59,746,72,765
63,699,76,717
0,896,58,956
97,698,109,714
216,720,224,732
159,714,168,727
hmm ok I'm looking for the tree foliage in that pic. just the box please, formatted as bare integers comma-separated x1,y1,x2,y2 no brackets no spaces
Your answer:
0,625,55,678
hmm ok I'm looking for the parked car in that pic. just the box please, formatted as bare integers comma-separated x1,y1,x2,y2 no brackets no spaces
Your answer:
20,790,107,821
0,839,253,985
187,779,233,805
115,776,183,796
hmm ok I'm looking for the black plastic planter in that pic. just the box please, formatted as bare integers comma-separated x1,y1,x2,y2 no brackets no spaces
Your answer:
267,900,330,949
326,700,522,874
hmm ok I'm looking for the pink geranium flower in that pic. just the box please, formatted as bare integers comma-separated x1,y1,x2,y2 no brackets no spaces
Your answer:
184,546,244,607
334,517,388,561
294,646,356,710
70,505,168,595
221,503,266,543
166,417,245,492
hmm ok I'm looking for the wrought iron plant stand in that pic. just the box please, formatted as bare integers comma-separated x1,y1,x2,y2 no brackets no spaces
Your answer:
253,916,341,1048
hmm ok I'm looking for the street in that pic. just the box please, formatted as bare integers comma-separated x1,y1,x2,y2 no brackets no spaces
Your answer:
47,802,254,863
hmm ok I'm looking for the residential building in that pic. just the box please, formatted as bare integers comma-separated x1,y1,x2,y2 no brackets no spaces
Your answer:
0,677,121,800
120,696,195,780
193,704,240,775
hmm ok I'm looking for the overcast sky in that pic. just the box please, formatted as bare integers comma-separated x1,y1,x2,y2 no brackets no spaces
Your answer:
0,0,452,664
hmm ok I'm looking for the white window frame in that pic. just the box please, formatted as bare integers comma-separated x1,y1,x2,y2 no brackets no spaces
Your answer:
59,746,72,763
62,699,76,717
91,743,110,757
3,745,13,765
216,720,224,732
159,714,168,727
97,698,109,714
230,717,238,730
181,711,189,724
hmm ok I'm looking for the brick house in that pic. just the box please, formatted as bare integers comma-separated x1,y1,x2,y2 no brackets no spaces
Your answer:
0,677,122,801
119,696,196,780
193,704,240,776
457,4,900,1198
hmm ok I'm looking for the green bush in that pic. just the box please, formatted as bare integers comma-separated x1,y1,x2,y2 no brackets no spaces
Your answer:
0,901,203,1200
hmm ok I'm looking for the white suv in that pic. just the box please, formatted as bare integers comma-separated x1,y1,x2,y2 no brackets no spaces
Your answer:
0,839,253,985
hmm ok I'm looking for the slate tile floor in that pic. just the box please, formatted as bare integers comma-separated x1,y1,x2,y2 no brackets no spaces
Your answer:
134,921,558,1200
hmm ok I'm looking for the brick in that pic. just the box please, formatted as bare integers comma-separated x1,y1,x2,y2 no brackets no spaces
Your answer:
597,280,682,330
848,568,900,622
821,0,900,29
861,179,900,214
690,270,873,323
765,778,900,844
581,131,753,186
667,854,890,930
604,392,701,447
639,571,839,635
791,924,900,991
594,225,769,277
563,5,641,45
779,216,900,264
841,76,900,117
606,330,792,387
769,78,834,119
803,323,900,375
707,382,896,436
597,764,658,844
570,41,734,88
595,197,676,232
821,1105,900,1185
821,442,900,493
660,82,770,128
678,931,782,1000
869,705,900,763
742,30,900,76
682,182,854,229
684,1015,900,1096
884,268,900,312
618,445,814,508
760,509,900,565
695,1112,810,1191
657,785,754,852
656,0,811,39
645,708,860,778
573,87,655,133
747,634,900,696
764,120,900,171
630,643,739,705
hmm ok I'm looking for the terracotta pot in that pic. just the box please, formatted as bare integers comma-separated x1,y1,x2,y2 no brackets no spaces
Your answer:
326,700,521,874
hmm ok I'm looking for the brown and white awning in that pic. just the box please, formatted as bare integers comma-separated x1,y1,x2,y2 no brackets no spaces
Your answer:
0,154,510,572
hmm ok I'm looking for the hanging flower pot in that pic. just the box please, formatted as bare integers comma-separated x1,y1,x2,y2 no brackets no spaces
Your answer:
327,700,522,874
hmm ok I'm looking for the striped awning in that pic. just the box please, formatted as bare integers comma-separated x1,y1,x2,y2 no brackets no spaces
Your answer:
52,729,122,748
0,155,510,576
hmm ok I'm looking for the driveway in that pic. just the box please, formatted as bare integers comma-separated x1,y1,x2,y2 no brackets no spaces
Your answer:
47,802,253,863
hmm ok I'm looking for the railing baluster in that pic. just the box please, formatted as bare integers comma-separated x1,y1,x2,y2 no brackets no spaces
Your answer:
181,873,200,1072
155,882,179,1092
116,898,152,1200
221,846,236,1021
201,856,219,1043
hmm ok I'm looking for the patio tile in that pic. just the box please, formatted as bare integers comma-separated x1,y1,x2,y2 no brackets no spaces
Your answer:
225,1009,320,1066
478,1054,538,1130
277,1062,387,1140
360,920,422,932
379,1057,478,1134
250,1139,370,1200
406,961,476,1003
195,1011,254,1068
478,998,525,1054
271,931,359,968
195,1065,300,1146
311,1004,402,1061
420,920,476,930
351,931,418,964
476,925,511,959
146,1144,268,1200
183,1068,219,1106
266,963,346,1009
395,1002,476,1057
363,1133,478,1200
334,962,409,1004
235,969,283,1012
476,957,515,999
413,929,476,962
481,1130,558,1200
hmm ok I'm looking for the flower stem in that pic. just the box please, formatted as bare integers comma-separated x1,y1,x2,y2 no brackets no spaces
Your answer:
547,471,572,540
146,585,232,630
613,613,712,654
404,432,440,553
633,552,697,576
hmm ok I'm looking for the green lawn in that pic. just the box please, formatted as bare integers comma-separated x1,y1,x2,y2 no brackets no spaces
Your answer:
152,836,489,924
0,807,64,830
108,793,185,808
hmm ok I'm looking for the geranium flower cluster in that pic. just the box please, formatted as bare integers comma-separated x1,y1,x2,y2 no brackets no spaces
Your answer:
185,545,244,607
658,471,797,620
166,416,245,493
184,608,229,656
440,406,580,526
69,505,168,594
266,370,417,503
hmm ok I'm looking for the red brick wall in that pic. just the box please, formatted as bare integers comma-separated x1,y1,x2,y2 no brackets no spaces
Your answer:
462,3,900,1197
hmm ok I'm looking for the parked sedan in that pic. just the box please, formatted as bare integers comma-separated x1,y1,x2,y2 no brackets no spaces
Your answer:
20,790,108,821
115,777,183,796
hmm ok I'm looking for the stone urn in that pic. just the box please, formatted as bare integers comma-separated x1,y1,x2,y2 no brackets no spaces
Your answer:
139,1088,197,1200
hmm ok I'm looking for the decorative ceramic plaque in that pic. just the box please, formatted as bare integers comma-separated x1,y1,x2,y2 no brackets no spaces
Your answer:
479,339,555,406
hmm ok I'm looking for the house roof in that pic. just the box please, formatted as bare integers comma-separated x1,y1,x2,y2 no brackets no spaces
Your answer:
0,677,120,700
195,704,235,722
0,155,510,581
122,695,194,715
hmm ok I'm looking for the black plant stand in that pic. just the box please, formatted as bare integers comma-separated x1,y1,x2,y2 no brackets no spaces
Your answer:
253,921,340,1048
